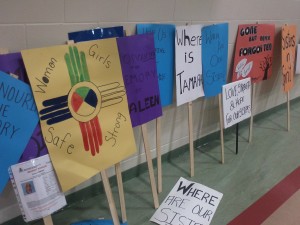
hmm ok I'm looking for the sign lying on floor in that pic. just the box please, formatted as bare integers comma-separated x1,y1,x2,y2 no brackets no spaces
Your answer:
71,219,127,225
151,177,223,225
222,77,252,128
9,154,66,222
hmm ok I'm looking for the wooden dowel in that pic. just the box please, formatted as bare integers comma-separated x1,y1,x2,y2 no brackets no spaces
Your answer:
249,83,256,143
236,123,239,154
287,91,290,131
100,170,120,225
141,123,159,209
115,163,127,223
43,215,54,225
218,94,225,164
188,101,194,177
156,117,162,193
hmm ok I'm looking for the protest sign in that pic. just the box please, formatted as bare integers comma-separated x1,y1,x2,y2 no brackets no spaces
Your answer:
222,78,251,129
0,52,48,162
296,44,300,74
68,26,124,43
151,177,223,225
202,23,228,97
281,25,297,92
175,25,204,106
137,24,175,106
232,24,275,83
0,71,38,192
9,154,66,222
21,39,136,192
117,34,162,127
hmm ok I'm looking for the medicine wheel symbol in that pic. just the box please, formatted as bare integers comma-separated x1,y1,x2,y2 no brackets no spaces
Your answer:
69,82,101,122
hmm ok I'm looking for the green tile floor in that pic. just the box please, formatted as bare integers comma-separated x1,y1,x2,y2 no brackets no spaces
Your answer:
3,98,300,225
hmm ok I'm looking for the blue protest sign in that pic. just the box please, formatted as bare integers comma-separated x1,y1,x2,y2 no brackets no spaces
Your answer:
68,26,124,42
0,71,38,192
137,24,175,107
202,23,229,97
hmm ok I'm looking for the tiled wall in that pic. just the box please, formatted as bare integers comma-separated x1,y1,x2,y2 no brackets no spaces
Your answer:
1,0,300,222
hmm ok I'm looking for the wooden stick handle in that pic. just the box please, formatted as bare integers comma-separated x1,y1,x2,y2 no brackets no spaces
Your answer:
188,102,194,177
100,170,120,225
141,123,159,209
249,83,256,143
287,91,290,131
156,117,162,193
115,163,127,223
43,215,54,225
218,94,225,164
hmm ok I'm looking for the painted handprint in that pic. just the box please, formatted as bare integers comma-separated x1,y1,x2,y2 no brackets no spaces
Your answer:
39,46,126,156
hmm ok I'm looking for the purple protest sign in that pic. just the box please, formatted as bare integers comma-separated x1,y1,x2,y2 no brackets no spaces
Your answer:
117,34,162,127
0,52,48,162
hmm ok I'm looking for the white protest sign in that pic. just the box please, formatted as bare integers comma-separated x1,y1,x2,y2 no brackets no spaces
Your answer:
296,44,300,74
9,154,66,222
222,78,251,129
150,177,223,225
175,25,204,106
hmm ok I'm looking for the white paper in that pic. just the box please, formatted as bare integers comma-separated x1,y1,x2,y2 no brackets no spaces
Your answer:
151,177,223,225
175,25,204,106
222,78,251,128
296,44,300,74
9,154,66,222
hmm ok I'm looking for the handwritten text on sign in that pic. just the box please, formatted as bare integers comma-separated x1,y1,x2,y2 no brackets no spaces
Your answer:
222,78,251,129
281,25,297,92
0,71,38,193
175,25,204,106
151,177,223,225
202,23,229,97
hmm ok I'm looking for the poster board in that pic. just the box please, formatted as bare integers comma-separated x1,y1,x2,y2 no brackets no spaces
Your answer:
21,39,136,192
281,25,297,92
9,154,66,222
137,24,175,106
68,26,124,43
151,177,223,225
0,71,38,193
117,34,162,127
222,78,252,129
202,23,229,97
232,24,275,83
175,25,204,106
296,44,300,75
0,52,48,162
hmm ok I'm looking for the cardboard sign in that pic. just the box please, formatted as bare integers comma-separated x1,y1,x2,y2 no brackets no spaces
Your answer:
68,26,124,43
0,52,48,162
0,71,38,193
232,24,275,83
9,154,66,222
21,39,136,192
281,25,297,92
296,44,300,75
175,25,204,106
117,34,162,127
137,24,175,107
202,23,229,97
151,177,223,225
222,78,251,128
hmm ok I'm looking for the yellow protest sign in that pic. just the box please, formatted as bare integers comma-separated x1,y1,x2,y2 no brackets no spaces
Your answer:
22,39,136,192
